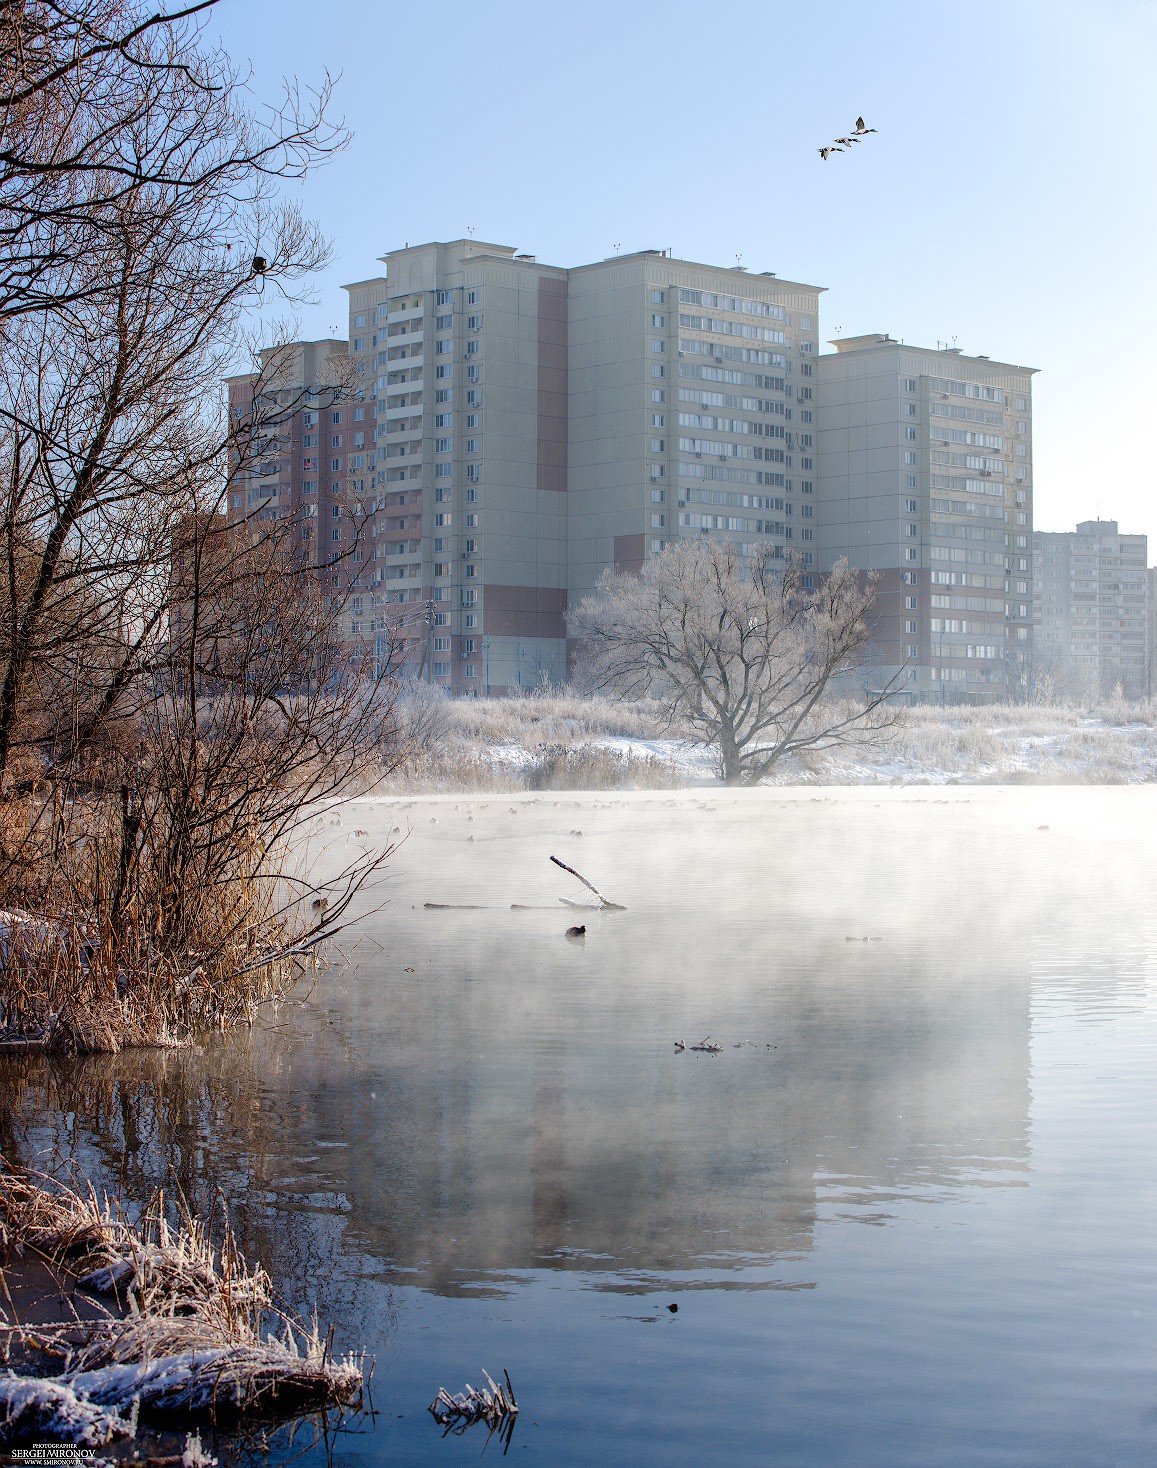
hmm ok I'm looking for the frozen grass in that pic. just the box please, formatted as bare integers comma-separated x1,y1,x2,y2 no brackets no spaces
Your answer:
0,1167,362,1448
377,691,1157,789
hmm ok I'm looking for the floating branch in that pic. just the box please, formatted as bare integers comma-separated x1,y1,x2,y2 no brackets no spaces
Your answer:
549,856,625,911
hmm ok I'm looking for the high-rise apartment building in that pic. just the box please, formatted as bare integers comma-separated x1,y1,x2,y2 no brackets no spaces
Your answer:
566,255,823,602
817,335,1036,700
225,338,353,581
344,241,569,692
1032,521,1149,697
341,241,823,693
224,245,1037,704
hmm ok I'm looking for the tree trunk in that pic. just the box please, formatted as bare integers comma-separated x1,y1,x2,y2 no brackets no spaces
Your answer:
719,724,743,785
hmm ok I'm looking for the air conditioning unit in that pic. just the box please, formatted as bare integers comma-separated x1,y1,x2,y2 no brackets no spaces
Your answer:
714,356,724,363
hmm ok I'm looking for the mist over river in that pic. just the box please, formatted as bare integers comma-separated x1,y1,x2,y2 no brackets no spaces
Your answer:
5,787,1157,1466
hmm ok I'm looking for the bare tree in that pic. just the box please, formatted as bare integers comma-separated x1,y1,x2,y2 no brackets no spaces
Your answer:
0,2,407,1050
568,541,903,786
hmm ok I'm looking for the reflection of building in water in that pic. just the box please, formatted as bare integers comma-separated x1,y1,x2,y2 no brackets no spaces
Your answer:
0,919,1033,1304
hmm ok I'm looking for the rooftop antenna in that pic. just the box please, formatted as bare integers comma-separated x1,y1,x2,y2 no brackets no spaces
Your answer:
735,252,743,267
613,242,621,254
834,325,843,337
466,225,475,237
951,334,958,347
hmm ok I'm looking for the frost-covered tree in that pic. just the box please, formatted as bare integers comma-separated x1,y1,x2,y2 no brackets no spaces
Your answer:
568,541,902,785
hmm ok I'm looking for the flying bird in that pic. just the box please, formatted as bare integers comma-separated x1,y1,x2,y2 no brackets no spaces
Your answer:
818,146,844,160
834,136,859,146
853,116,878,134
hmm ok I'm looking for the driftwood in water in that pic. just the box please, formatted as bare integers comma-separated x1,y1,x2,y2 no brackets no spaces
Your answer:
549,856,625,911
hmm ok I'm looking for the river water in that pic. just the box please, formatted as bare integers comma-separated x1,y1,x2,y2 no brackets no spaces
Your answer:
4,787,1157,1466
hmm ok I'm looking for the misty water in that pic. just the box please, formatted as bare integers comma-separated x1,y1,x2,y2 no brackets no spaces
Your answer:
5,786,1157,1466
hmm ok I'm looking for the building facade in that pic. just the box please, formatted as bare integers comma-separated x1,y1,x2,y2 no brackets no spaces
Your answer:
224,245,1039,702
817,335,1036,701
225,338,354,582
1032,521,1149,698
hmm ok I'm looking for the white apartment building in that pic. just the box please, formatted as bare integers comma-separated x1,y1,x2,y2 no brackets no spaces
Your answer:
818,335,1036,701
1033,521,1149,698
343,241,824,693
345,241,569,693
226,247,1039,704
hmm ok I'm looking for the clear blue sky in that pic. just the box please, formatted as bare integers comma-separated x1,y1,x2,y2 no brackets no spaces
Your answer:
211,0,1156,548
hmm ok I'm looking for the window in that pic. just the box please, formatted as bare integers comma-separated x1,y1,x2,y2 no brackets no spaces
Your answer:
353,337,364,352
905,547,918,561
331,459,341,472
436,289,451,306
331,411,343,425
467,364,481,381
433,661,450,677
651,388,665,403
651,364,665,378
467,289,479,305
652,313,665,328
905,378,917,392
464,612,478,628
906,522,918,536
467,314,481,330
902,571,917,585
466,389,479,406
904,498,918,513
434,511,451,527
466,413,479,428
465,439,479,454
651,289,666,304
464,563,476,578
905,595,918,610
465,513,477,527
433,636,451,652
331,527,340,542
464,664,477,679
465,463,480,481
905,426,918,440
464,340,479,357
650,438,665,453
354,314,366,328
651,513,666,528
652,339,665,353
436,364,452,379
651,488,665,502
435,437,452,453
303,480,317,494
651,413,665,428
906,643,919,658
331,434,342,448
904,451,916,465
303,433,318,448
906,620,918,634
907,476,918,490
906,402,918,416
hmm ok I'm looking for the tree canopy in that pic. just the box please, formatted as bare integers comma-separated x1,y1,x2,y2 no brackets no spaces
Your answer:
568,541,903,785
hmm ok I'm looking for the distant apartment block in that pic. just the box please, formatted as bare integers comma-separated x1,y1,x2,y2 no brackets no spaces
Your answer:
818,335,1036,701
225,243,1037,702
225,337,354,578
1032,521,1149,698
342,240,823,694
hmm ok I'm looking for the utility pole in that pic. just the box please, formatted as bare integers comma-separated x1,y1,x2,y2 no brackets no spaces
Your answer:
417,598,435,681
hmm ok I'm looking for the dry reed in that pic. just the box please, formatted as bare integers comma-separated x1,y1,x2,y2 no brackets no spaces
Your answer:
0,1166,363,1447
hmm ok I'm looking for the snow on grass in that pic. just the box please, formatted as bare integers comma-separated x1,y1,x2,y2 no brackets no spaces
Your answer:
378,694,1157,789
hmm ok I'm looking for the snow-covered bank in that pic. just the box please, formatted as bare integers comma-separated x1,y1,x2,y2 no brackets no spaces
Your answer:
379,693,1157,789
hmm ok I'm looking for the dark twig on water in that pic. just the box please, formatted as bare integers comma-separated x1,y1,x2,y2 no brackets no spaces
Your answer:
549,856,625,911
